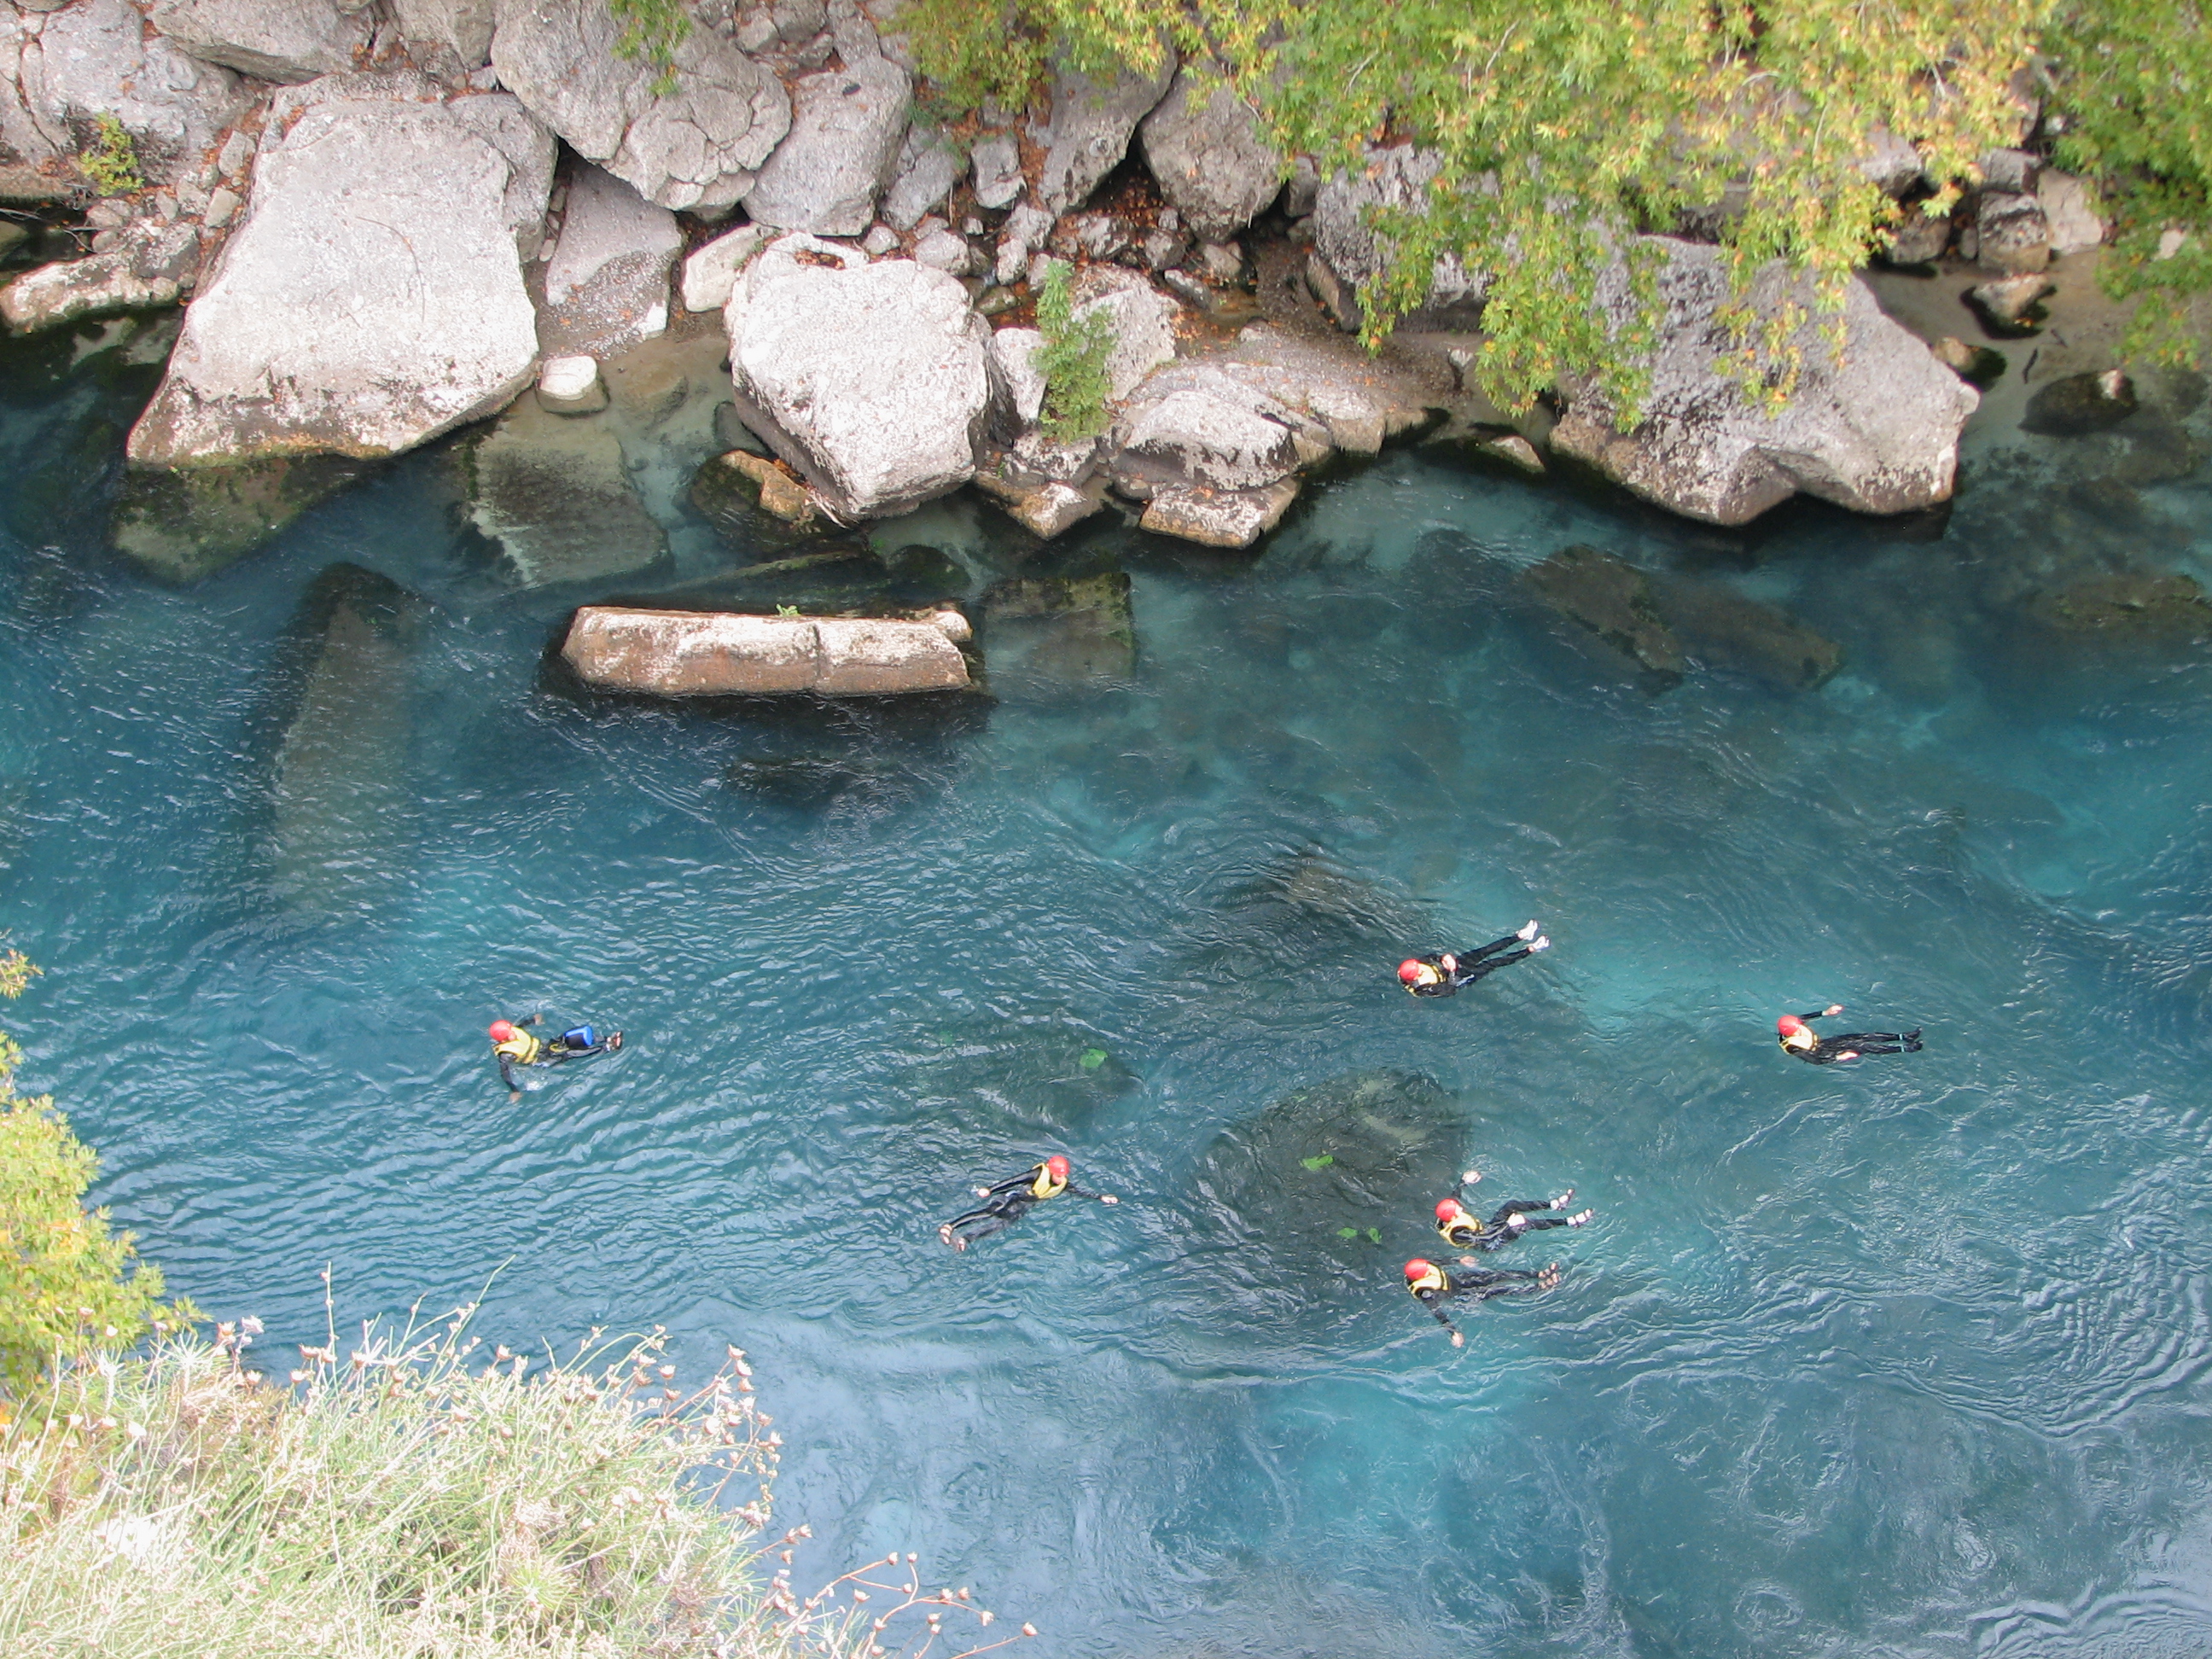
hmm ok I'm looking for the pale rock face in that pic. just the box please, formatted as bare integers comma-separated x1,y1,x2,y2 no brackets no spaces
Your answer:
0,221,199,331
2037,171,2104,257
681,222,774,312
724,238,992,519
536,352,607,414
392,0,498,70
969,131,1022,210
146,0,375,84
1550,237,1978,525
539,161,683,357
987,326,1045,426
882,124,961,228
129,92,554,466
5,0,251,188
491,0,790,212
562,608,971,696
1038,49,1177,213
1311,144,1481,325
1071,266,1179,400
1137,67,1283,241
741,54,910,235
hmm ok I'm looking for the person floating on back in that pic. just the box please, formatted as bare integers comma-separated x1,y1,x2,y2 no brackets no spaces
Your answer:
1435,1169,1592,1258
1777,1005,1923,1066
490,1015,622,1099
1404,1257,1560,1347
1399,922,1549,998
940,1155,1119,1252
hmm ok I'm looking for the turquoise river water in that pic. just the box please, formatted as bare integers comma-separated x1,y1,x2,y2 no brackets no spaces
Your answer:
3,308,2212,1659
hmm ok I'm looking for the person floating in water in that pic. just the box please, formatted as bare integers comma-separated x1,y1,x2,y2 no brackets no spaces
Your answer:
490,1016,622,1098
939,1155,1119,1251
1399,922,1549,997
1435,1170,1593,1255
1404,1257,1561,1347
1777,1006,1923,1065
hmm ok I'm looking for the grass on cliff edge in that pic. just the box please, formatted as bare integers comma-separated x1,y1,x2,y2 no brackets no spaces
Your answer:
0,1301,1024,1659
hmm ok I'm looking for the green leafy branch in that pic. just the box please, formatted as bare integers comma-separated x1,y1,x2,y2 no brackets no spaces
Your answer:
78,114,142,197
609,0,692,96
1034,259,1116,442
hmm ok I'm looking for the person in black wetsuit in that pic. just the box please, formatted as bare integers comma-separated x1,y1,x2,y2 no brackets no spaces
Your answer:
1404,1257,1560,1347
1398,922,1549,997
1777,1005,1923,1065
490,1016,623,1098
939,1155,1120,1251
1434,1169,1592,1256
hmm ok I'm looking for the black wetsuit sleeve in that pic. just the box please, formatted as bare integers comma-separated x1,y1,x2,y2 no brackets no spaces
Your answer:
1797,1010,1830,1022
983,1173,1036,1198
1414,1288,1456,1330
1409,978,1457,998
1450,1267,1540,1301
498,1056,521,1090
1062,1181,1109,1201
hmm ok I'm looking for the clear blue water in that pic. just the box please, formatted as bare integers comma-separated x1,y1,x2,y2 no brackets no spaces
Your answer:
6,313,2212,1658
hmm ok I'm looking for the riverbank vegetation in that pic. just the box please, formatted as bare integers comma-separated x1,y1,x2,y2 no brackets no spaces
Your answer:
896,0,2212,409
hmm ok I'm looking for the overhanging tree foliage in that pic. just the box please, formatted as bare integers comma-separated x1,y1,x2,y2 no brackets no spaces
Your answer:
895,0,2209,416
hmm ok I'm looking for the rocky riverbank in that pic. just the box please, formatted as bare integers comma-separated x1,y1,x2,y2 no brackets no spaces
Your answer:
0,0,2194,627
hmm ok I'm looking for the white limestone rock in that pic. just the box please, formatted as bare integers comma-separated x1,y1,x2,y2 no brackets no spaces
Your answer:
1037,49,1176,213
969,131,1022,210
147,0,375,84
391,0,498,71
1071,267,1179,400
742,54,911,235
725,236,992,519
1550,237,1978,526
681,221,773,312
0,222,199,331
882,124,961,228
1138,478,1298,548
562,607,971,696
128,91,554,465
2038,170,2105,257
538,160,682,357
535,352,606,414
490,0,790,213
1137,67,1283,240
987,325,1045,426
3,0,250,190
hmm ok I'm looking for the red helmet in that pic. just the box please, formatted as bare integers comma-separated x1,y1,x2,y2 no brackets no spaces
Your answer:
1435,1198,1461,1224
1777,1015,1805,1036
1404,1258,1436,1282
1397,959,1425,984
1045,1155,1070,1181
488,1021,517,1041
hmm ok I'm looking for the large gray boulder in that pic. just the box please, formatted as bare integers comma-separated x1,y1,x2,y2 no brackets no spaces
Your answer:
3,0,251,192
1551,238,1979,525
1037,49,1176,213
881,122,960,229
1070,265,1179,399
391,0,497,71
538,160,682,357
147,0,375,84
490,0,789,213
129,90,554,466
725,236,993,519
741,54,909,235
1311,144,1482,329
1136,67,1282,240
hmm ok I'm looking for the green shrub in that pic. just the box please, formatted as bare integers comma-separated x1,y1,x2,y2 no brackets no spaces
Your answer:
1033,260,1115,442
609,0,691,96
0,954,189,1395
78,114,142,197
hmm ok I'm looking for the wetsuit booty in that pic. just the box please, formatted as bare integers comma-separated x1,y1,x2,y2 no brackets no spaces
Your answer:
1903,1029,1923,1051
609,1031,625,1051
1564,1208,1594,1227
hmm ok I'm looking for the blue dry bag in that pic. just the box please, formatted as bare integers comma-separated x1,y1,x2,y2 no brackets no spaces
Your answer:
562,1025,596,1050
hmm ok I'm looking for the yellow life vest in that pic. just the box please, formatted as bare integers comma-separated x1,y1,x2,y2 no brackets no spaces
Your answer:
1436,1204,1484,1247
1027,1163,1068,1201
1780,1028,1817,1054
495,1031,542,1066
1406,1265,1448,1297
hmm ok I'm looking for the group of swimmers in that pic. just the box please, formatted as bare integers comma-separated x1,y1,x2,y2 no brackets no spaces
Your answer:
486,917,1924,1347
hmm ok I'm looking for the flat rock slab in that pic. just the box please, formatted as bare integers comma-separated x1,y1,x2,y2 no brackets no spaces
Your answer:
539,160,682,357
1523,544,1685,682
1551,238,1978,525
563,607,971,696
1138,478,1298,547
129,90,552,465
148,0,375,83
1,224,199,332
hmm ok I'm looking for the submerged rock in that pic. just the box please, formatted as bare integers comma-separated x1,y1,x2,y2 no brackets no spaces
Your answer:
690,447,830,549
1523,544,1685,683
2028,571,2212,639
1551,239,1977,525
109,454,366,583
1188,1068,1469,1285
129,87,553,467
642,542,965,612
1651,574,1842,690
489,0,789,213
562,606,974,696
981,571,1135,688
2022,370,2137,437
264,563,427,917
464,396,667,588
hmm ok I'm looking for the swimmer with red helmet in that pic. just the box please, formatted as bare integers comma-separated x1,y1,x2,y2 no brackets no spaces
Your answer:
1434,1169,1592,1255
1405,1256,1561,1346
939,1155,1120,1251
489,1014,623,1097
1399,921,1549,998
1776,1004,1923,1065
